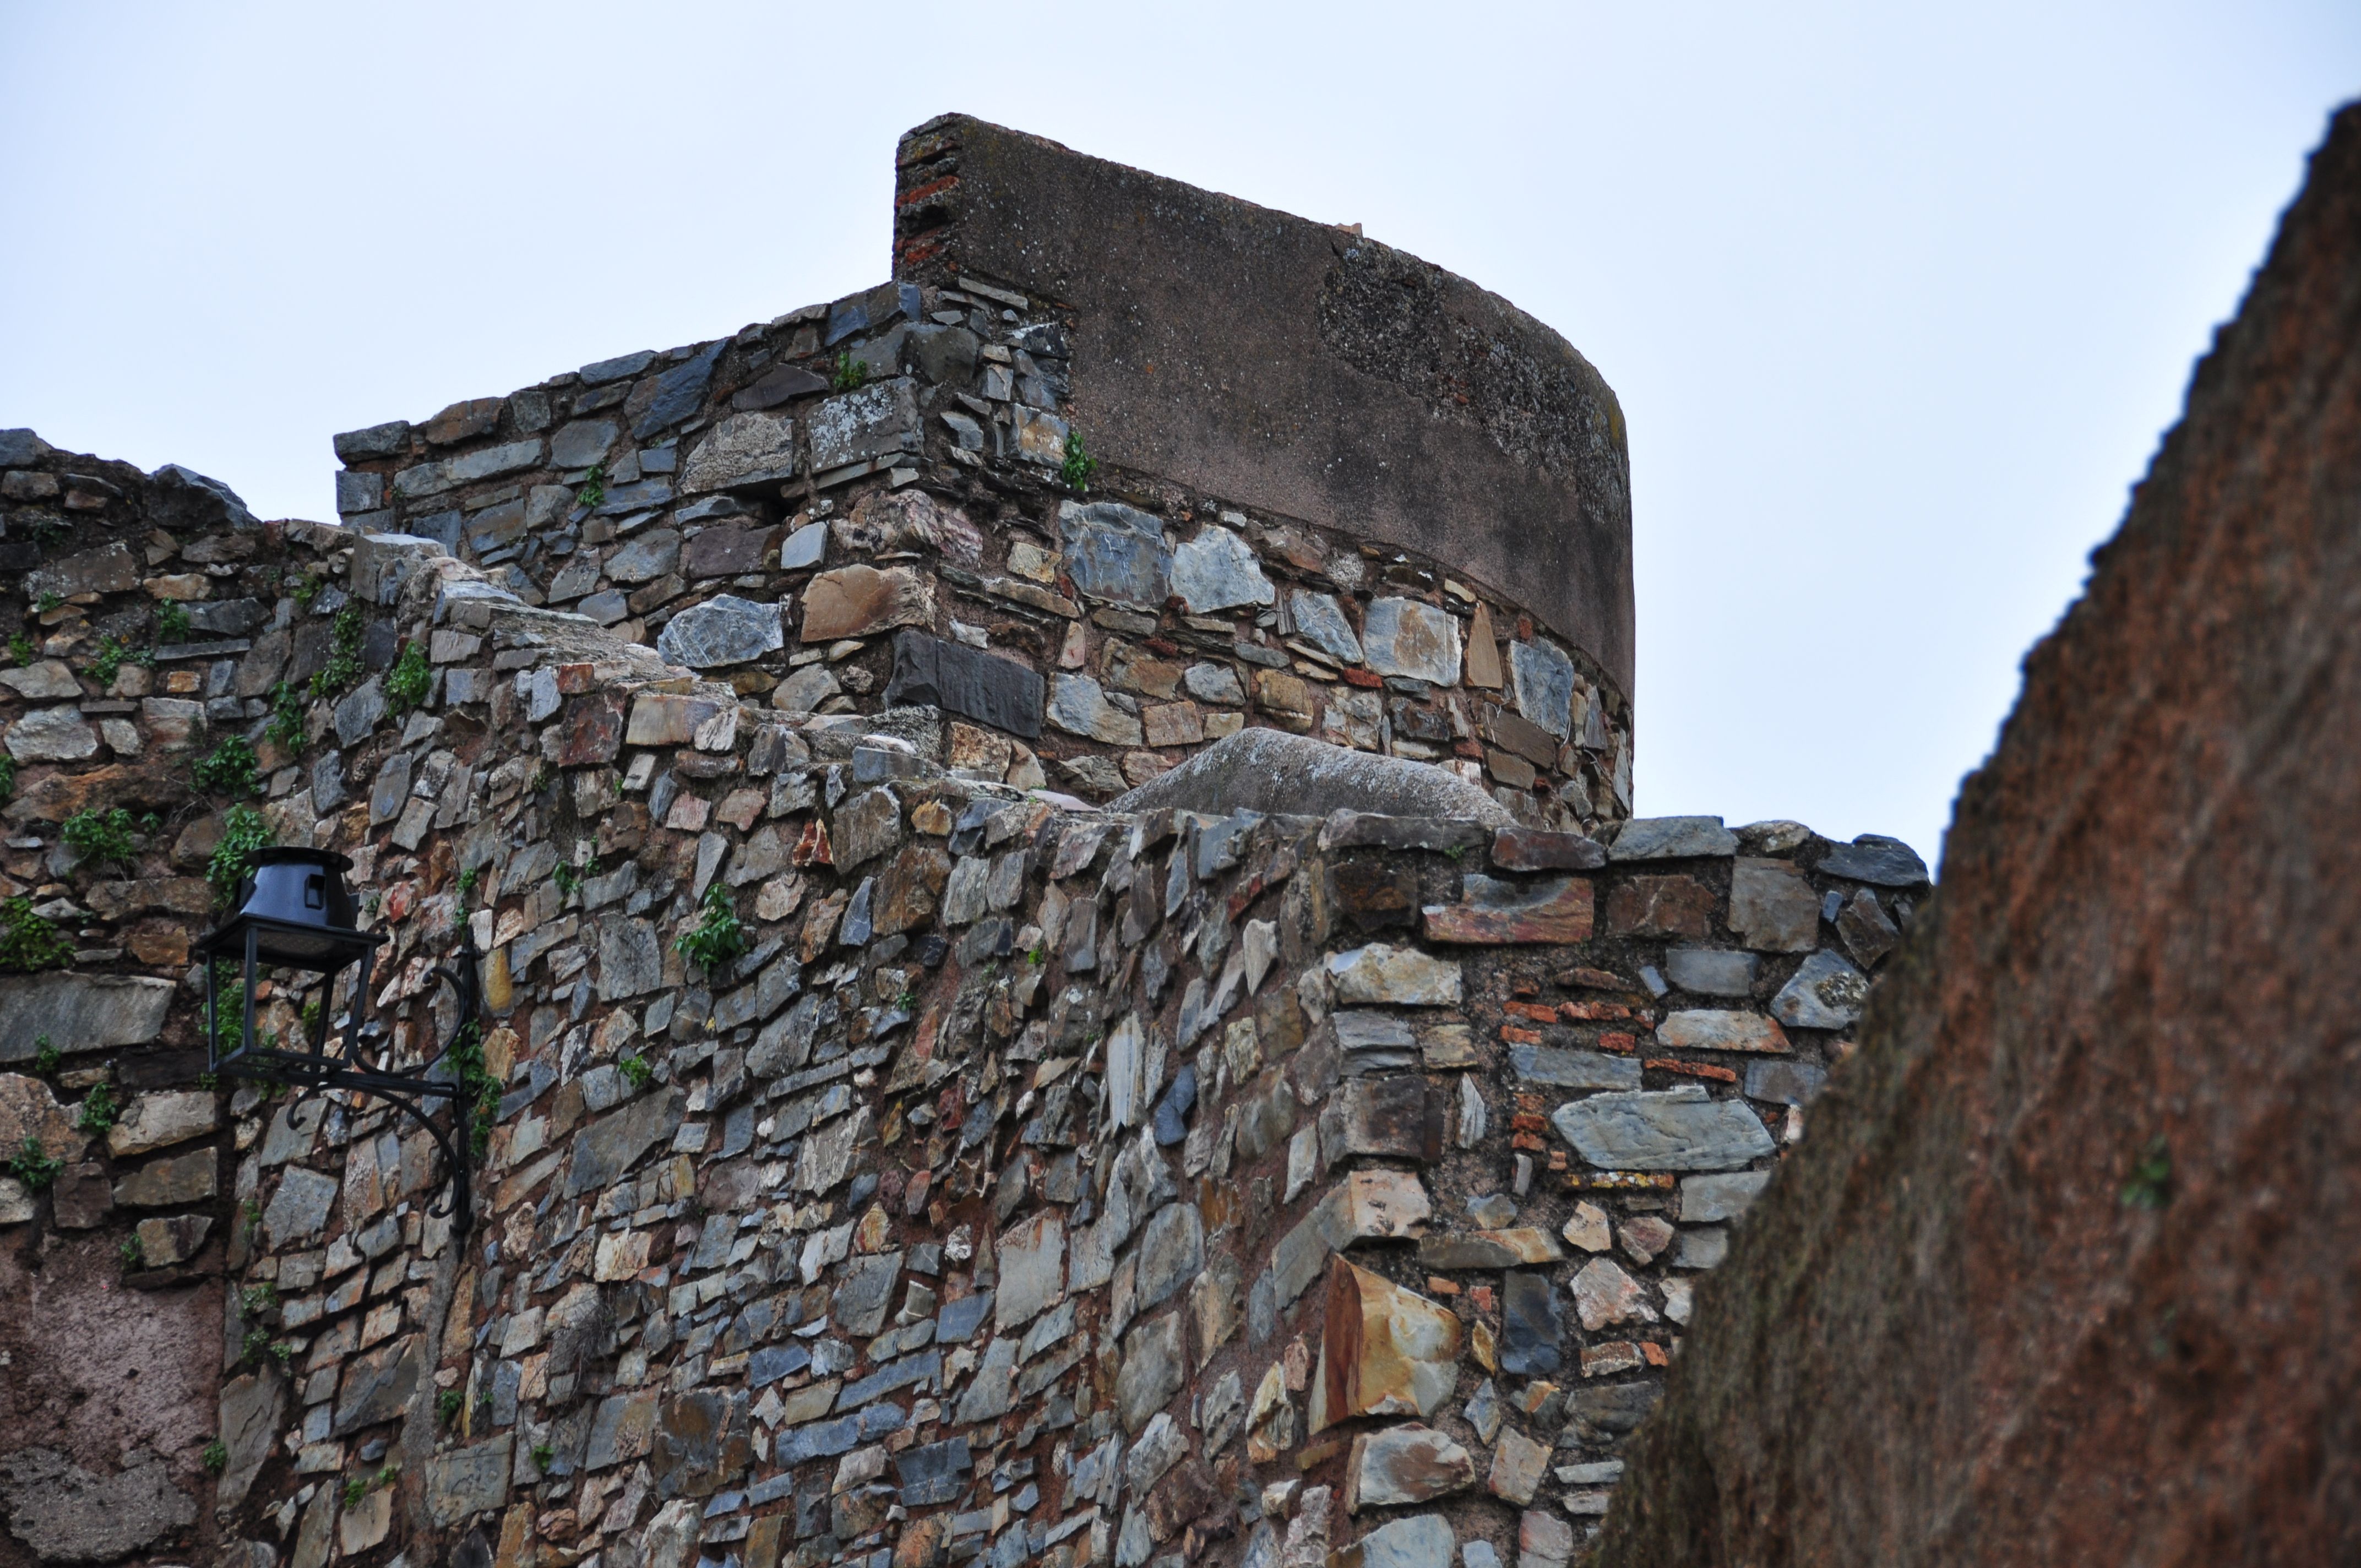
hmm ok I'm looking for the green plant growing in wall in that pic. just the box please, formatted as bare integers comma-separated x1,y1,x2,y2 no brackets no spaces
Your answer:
119,1233,145,1270
288,572,322,609
831,351,870,393
192,735,260,798
341,1477,368,1509
530,1444,554,1474
156,598,192,644
35,591,64,614
238,1326,271,1366
674,883,748,972
437,1388,465,1427
8,630,34,665
208,805,276,906
89,636,128,685
308,606,366,701
1060,430,1097,492
240,1282,279,1315
62,806,140,870
31,1036,58,1076
617,1053,654,1091
200,1439,229,1476
74,1082,120,1136
384,639,431,717
441,1017,499,1157
0,754,15,803
576,462,607,511
265,679,307,749
0,898,73,972
455,865,480,910
6,1137,62,1191
2123,1135,2173,1210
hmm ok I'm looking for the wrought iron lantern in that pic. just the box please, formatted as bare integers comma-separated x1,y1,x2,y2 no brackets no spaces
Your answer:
197,846,479,1232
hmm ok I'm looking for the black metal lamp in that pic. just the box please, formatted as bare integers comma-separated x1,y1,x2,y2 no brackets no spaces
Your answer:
197,846,479,1233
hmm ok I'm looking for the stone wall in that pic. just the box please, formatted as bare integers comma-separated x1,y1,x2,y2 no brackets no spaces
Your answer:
0,431,358,1568
2,445,1923,1568
321,117,1631,835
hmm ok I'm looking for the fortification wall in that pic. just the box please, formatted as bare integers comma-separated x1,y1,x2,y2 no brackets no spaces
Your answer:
322,117,1631,835
0,441,1924,1568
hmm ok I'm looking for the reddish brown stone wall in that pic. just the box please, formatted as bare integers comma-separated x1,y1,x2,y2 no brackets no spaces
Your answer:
1591,101,2361,1568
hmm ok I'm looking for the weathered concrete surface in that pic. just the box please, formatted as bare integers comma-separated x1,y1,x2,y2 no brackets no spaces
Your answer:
895,114,1634,702
0,1237,219,1562
1595,104,2361,1568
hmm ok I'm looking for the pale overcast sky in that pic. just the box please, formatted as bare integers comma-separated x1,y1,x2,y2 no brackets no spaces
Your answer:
3,2,2354,868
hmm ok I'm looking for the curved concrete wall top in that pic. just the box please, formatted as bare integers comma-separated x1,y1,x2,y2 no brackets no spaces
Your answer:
894,114,1636,702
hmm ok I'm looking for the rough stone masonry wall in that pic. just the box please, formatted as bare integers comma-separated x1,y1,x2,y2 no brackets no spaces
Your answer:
320,158,1631,834
1,451,1925,1568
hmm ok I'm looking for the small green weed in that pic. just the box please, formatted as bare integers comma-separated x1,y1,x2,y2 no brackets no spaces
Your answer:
384,639,431,717
576,462,607,511
831,351,870,393
192,736,260,798
1060,429,1097,492
288,572,322,609
443,1017,498,1158
208,805,275,906
456,865,479,909
200,1439,229,1476
7,630,34,665
674,883,748,971
35,591,64,614
6,1137,62,1191
530,1444,554,1474
74,1082,120,1136
265,679,306,749
156,599,192,643
31,1036,58,1076
89,636,127,685
308,606,366,701
618,1053,654,1091
341,1476,368,1508
63,806,139,870
119,1233,145,1269
239,1326,271,1366
240,1282,279,1315
437,1388,465,1426
2122,1135,2173,1210
553,856,599,898
0,897,74,972
0,754,15,803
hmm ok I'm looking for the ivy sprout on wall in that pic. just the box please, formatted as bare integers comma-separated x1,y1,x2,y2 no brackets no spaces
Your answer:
0,898,73,972
1062,429,1097,492
208,804,276,906
383,640,431,717
675,883,749,971
192,735,260,798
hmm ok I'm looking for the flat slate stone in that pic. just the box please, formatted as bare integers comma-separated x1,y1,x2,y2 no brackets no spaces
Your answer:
1046,673,1142,746
0,974,175,1059
1508,638,1575,737
682,410,797,492
1424,875,1594,945
1508,1045,1641,1091
1771,950,1869,1030
1612,816,1739,861
1289,590,1363,663
1819,834,1931,886
1728,857,1819,952
563,1088,687,1197
656,595,782,668
1655,1010,1790,1054
1744,1059,1829,1106
1057,501,1172,608
884,630,1045,739
1362,598,1462,686
1169,524,1274,613
808,378,920,470
1499,1272,1560,1375
1664,948,1758,997
1551,1086,1775,1171
1680,1170,1771,1223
